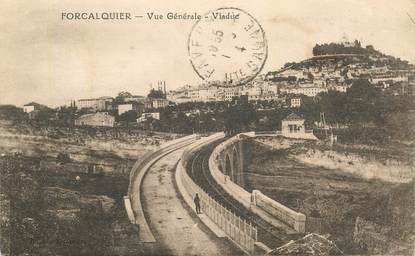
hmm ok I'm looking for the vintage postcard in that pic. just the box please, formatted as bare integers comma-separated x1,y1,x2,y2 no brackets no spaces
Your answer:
0,1,414,255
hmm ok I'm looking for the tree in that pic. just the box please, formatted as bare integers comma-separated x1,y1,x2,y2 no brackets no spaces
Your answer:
283,62,297,68
56,105,77,126
33,108,56,123
366,45,375,51
224,100,255,135
287,76,297,83
317,91,348,124
298,95,320,126
56,152,71,164
0,105,26,121
345,79,380,124
117,110,137,123
115,91,133,103
147,89,165,99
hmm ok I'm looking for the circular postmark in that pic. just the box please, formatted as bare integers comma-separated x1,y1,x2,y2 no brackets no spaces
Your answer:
188,7,268,87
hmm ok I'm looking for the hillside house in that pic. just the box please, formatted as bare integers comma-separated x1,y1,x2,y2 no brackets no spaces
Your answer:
117,102,144,115
75,112,115,127
23,102,47,113
282,113,306,134
280,113,317,140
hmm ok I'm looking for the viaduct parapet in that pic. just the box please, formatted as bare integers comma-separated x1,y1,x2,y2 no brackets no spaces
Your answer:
210,133,306,233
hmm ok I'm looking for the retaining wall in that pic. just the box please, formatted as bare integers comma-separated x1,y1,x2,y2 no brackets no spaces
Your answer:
252,190,305,232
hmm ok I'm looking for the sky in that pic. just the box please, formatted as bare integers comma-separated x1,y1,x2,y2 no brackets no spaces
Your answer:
1,0,415,107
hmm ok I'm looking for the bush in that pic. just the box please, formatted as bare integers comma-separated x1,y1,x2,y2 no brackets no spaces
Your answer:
56,153,71,164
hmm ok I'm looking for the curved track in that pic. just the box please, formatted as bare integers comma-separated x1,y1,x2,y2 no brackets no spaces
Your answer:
186,141,299,249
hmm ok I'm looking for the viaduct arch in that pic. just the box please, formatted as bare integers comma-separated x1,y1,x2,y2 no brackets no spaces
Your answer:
217,138,245,186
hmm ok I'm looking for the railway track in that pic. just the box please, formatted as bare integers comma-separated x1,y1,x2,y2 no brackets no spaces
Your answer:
186,141,299,249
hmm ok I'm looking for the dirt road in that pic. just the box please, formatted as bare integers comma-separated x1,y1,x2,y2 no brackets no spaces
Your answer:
141,149,239,256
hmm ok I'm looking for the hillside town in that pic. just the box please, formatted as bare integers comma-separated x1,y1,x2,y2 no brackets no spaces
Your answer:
10,40,413,135
168,40,414,102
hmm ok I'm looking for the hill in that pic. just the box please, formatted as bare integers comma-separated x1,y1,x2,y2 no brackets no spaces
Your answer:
266,41,414,96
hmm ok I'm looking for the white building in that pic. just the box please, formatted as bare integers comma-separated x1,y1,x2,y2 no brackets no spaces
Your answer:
282,113,305,134
23,104,35,113
117,102,144,115
23,102,47,113
224,87,241,101
290,98,301,108
76,97,113,111
241,86,262,99
279,69,306,79
152,98,169,109
328,85,349,93
169,84,221,103
281,86,328,97
280,113,317,140
137,112,160,122
371,74,408,84
201,85,220,102
75,112,115,127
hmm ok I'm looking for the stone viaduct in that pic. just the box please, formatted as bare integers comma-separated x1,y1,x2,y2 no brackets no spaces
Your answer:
216,134,247,187
211,132,307,234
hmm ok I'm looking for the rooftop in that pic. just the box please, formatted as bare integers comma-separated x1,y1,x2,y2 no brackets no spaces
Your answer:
283,113,304,121
78,97,113,101
23,102,49,109
76,112,113,119
23,102,42,106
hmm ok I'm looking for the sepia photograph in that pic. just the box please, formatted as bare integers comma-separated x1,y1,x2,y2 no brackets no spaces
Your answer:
0,0,414,255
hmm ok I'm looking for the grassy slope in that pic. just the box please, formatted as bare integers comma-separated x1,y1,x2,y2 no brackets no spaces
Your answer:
243,137,414,254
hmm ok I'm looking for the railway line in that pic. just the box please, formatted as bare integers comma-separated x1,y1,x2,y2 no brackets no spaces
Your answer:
186,141,299,249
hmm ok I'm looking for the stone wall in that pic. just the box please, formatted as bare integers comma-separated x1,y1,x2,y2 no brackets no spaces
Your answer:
252,190,306,233
210,133,307,233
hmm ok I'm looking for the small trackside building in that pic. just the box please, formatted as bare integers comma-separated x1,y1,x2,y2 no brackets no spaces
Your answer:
280,113,318,140
281,113,305,134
